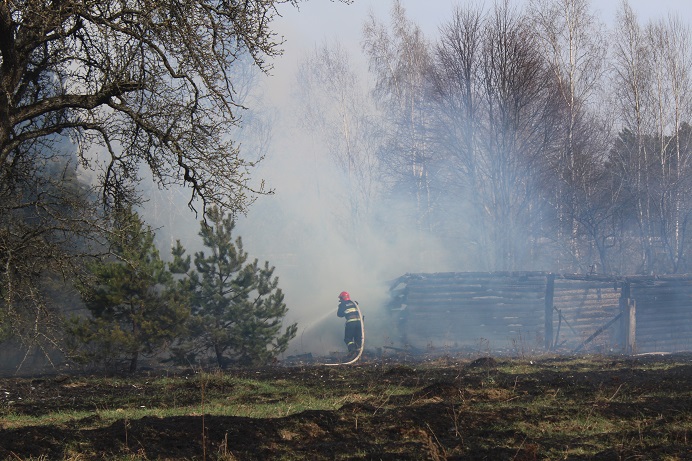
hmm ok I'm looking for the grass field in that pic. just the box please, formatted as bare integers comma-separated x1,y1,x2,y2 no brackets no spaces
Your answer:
1,353,691,460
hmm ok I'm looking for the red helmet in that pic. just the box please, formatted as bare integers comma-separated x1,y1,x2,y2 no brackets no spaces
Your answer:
338,291,350,301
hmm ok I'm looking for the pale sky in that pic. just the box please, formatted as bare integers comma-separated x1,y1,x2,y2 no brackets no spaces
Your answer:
273,0,691,44
266,0,692,104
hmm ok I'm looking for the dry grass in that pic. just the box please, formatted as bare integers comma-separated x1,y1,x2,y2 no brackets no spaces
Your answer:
1,353,691,460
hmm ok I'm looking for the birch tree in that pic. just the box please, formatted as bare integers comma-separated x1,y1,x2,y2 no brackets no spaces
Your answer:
646,16,692,272
609,2,692,273
529,0,609,271
362,0,438,261
610,1,657,273
296,41,382,245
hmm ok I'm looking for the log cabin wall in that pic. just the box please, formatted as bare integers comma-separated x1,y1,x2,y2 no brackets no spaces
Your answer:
388,272,692,354
389,272,549,353
629,278,692,353
551,278,621,353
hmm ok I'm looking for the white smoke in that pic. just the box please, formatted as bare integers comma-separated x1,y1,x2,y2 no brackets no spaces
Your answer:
143,0,688,357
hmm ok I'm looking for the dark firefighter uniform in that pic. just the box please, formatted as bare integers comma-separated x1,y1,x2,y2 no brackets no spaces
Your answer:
337,291,362,356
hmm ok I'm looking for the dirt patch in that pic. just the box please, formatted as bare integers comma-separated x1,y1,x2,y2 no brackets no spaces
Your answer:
1,353,691,460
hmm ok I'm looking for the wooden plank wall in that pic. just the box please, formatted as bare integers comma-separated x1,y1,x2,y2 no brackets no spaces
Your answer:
630,279,692,353
551,278,621,352
391,272,547,352
390,272,692,354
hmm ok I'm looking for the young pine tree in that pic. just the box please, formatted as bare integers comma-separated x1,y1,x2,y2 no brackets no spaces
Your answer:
69,207,189,372
172,207,297,367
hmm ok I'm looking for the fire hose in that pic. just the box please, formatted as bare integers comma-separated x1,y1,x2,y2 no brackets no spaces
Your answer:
324,301,364,366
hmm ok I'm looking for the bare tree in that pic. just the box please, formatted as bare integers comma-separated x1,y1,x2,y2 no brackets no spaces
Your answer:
528,0,609,272
426,1,562,271
0,0,302,365
609,1,692,274
646,15,692,272
0,0,298,213
362,0,438,264
610,0,658,273
296,40,382,245
476,1,559,270
429,3,489,267
0,156,100,369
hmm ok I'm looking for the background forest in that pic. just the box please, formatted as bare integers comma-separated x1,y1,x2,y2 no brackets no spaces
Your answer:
284,0,692,278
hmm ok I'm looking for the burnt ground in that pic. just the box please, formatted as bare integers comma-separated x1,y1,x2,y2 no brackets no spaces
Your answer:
1,353,691,460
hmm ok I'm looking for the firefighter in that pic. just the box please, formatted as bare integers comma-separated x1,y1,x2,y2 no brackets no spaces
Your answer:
337,291,362,357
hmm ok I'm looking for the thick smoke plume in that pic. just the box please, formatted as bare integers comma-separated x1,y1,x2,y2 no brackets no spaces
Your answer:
144,0,691,357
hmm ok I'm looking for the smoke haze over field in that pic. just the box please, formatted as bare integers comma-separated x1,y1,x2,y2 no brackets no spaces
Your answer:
143,0,692,356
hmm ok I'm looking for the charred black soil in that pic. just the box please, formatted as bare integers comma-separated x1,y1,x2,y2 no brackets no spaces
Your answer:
1,353,691,460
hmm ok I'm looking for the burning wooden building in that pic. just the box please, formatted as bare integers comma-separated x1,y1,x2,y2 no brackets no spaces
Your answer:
387,271,692,354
